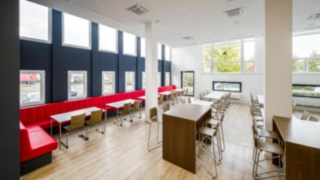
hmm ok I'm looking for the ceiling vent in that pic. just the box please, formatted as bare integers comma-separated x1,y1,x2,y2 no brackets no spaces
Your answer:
127,4,149,15
182,36,194,40
225,7,242,18
308,13,320,20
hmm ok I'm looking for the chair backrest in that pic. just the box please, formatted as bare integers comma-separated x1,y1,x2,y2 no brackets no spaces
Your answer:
158,94,164,103
185,88,188,95
199,93,203,100
70,113,86,131
187,97,191,103
308,115,318,122
170,93,175,100
300,111,310,120
149,107,158,122
292,101,297,113
133,101,141,111
123,103,131,114
89,110,103,124
163,103,170,112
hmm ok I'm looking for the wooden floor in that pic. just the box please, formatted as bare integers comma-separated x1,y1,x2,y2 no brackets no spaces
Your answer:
21,103,279,180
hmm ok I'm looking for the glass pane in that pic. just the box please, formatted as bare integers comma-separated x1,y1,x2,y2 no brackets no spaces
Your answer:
102,72,114,94
213,82,241,92
292,59,305,72
20,0,49,41
158,72,161,87
70,72,86,98
99,24,117,52
125,72,135,91
293,34,320,58
158,44,162,60
142,72,146,89
123,32,136,56
182,72,194,96
213,41,241,72
165,72,170,86
244,62,255,73
63,13,90,48
308,59,320,72
244,40,255,61
292,85,320,98
141,38,145,57
20,72,42,105
165,46,171,60
203,44,212,73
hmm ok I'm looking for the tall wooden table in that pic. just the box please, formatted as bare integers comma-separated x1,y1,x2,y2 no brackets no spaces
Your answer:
273,116,320,180
162,104,211,173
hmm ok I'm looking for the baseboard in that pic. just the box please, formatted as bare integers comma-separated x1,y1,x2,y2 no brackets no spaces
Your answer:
20,152,52,176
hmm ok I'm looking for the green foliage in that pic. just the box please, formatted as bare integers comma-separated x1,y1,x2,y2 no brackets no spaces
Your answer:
213,44,241,72
292,50,320,72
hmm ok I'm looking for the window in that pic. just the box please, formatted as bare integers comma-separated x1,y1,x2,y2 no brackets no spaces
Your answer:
20,70,45,107
125,72,135,92
203,44,212,73
243,39,255,73
140,38,145,57
142,72,146,89
165,72,171,86
292,84,320,98
68,71,87,100
63,13,90,49
292,33,320,73
102,71,115,95
213,41,241,73
158,44,163,60
158,72,161,87
165,46,171,61
99,24,117,53
181,71,194,96
123,32,136,56
212,81,242,92
203,39,255,73
19,0,50,42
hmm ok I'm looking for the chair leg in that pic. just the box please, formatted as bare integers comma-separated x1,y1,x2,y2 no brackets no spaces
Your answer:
66,132,69,149
220,124,225,151
157,122,161,144
148,123,152,152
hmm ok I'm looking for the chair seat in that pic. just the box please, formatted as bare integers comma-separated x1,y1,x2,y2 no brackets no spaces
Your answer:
257,140,284,155
85,119,102,126
253,116,263,121
63,125,83,132
257,129,280,140
199,127,216,137
206,119,220,128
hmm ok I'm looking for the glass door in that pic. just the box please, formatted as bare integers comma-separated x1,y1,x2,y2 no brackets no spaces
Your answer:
181,71,195,96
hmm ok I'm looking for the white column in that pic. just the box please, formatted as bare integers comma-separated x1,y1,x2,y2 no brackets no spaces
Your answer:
145,22,158,120
264,0,292,130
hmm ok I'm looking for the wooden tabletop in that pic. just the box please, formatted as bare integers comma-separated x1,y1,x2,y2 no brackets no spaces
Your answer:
51,107,103,123
273,116,320,149
164,104,211,122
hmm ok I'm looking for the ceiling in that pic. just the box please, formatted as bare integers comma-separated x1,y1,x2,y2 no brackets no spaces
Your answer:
31,0,320,48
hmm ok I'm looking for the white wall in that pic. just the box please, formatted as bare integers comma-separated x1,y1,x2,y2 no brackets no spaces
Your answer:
172,37,320,106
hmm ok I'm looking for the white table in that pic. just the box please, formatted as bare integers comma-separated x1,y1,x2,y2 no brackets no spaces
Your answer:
138,95,159,100
159,91,172,96
106,99,141,126
257,95,264,105
204,91,226,100
51,107,104,149
191,100,214,107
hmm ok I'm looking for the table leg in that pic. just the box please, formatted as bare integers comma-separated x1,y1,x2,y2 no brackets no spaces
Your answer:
59,123,62,150
50,118,52,135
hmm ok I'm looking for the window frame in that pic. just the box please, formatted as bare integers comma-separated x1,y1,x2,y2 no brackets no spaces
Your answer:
98,24,118,53
140,38,146,57
68,71,88,100
62,13,92,50
19,0,52,44
165,45,171,61
20,70,46,107
123,32,137,56
125,71,135,92
165,72,171,86
102,71,115,95
292,58,320,73
158,43,162,60
142,71,146,89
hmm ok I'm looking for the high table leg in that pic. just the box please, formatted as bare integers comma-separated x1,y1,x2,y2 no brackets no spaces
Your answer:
50,119,52,135
59,123,62,150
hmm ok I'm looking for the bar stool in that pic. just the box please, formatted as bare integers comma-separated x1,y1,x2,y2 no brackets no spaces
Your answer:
197,126,219,178
147,107,162,151
204,114,225,153
252,127,285,179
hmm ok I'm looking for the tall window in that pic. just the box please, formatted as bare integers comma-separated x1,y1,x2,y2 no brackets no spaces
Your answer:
125,72,135,92
123,32,136,56
292,33,320,73
165,46,171,61
142,72,146,89
19,0,50,42
158,72,161,87
181,71,194,96
243,39,255,72
99,24,117,53
158,44,162,60
68,71,87,100
140,38,145,57
165,72,171,86
63,13,90,49
102,71,115,95
203,39,255,73
20,70,45,107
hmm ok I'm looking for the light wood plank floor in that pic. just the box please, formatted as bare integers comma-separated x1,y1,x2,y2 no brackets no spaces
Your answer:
21,103,279,180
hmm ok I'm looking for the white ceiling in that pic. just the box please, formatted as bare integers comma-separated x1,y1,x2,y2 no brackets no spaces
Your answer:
31,0,320,48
